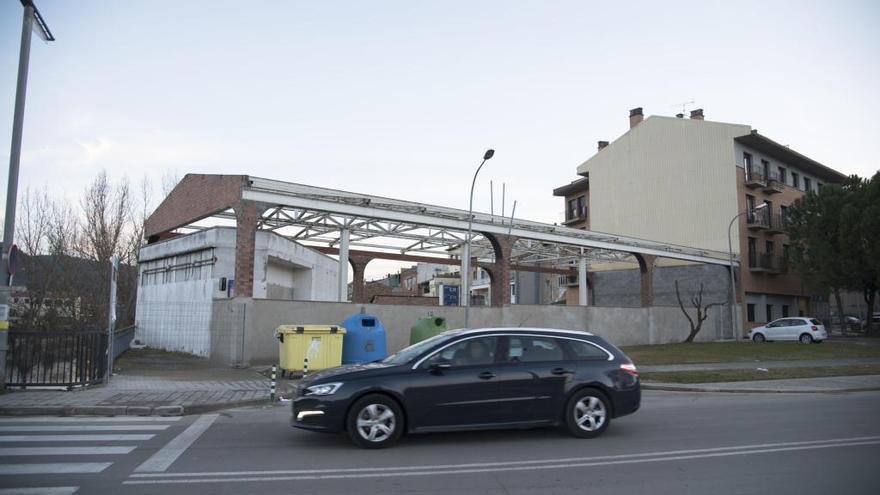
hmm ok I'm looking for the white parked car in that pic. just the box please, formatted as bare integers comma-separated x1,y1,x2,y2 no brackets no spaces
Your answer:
747,317,827,344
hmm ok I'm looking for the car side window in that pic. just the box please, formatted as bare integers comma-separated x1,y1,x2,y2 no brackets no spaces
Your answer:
566,340,609,360
505,336,564,363
420,337,498,369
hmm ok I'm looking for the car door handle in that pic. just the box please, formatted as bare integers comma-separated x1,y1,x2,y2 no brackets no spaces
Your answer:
552,367,574,375
478,371,496,380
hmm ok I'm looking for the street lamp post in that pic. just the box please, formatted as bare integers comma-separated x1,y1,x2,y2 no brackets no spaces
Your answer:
462,149,494,329
727,202,767,340
0,1,54,390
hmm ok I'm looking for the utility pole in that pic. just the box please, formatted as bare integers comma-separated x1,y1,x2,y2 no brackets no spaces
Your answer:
0,1,54,389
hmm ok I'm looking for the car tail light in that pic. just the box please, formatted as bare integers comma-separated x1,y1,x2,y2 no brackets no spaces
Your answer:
811,325,818,332
620,362,638,376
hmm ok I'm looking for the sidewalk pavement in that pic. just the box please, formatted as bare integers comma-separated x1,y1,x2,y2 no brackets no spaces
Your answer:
642,374,880,393
639,357,880,373
0,373,291,417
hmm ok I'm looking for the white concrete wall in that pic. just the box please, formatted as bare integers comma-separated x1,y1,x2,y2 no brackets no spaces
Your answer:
577,116,751,253
135,227,339,356
228,299,732,365
253,232,338,301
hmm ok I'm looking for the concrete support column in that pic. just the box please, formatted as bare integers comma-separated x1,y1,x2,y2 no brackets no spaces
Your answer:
634,253,656,307
578,257,588,306
484,233,518,307
233,201,264,298
337,229,350,302
349,255,373,304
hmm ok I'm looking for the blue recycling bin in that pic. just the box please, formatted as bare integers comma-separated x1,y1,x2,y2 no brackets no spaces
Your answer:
341,313,388,364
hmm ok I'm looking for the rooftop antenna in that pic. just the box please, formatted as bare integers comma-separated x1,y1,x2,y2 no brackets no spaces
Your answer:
671,100,695,117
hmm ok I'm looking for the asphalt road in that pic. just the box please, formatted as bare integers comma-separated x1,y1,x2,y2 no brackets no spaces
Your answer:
2,390,880,494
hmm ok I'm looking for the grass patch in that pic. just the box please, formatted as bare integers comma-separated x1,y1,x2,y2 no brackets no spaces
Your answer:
621,341,880,366
640,364,880,384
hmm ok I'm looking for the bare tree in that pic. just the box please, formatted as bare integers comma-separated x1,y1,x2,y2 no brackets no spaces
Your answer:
675,280,723,343
161,169,180,197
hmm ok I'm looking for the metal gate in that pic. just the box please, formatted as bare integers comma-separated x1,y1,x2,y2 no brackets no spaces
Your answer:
3,331,108,388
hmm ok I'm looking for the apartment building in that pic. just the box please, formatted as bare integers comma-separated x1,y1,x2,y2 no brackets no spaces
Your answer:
556,107,847,328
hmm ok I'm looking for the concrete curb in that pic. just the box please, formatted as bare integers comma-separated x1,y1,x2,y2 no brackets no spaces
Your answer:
0,398,275,417
642,383,880,394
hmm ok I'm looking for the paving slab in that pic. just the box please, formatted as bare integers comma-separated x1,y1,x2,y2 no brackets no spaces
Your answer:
643,374,880,393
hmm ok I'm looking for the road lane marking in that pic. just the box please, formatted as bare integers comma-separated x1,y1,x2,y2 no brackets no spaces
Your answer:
134,414,219,473
0,447,136,456
0,463,112,475
123,437,880,484
0,488,79,495
130,434,880,478
0,435,154,442
0,425,169,432
0,417,180,423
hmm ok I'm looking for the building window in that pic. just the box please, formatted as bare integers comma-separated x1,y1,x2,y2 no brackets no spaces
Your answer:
743,153,754,179
780,205,789,227
766,304,773,322
761,159,770,179
803,177,812,192
778,166,787,184
782,305,790,317
577,196,586,218
791,172,799,189
748,237,757,267
817,182,823,191
747,304,756,322
765,240,774,255
746,195,755,220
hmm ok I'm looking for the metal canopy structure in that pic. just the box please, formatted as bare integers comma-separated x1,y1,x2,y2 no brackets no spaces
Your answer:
146,174,734,306
232,177,733,266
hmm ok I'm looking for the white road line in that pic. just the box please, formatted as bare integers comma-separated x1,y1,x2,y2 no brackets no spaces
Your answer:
0,463,112,475
0,434,154,442
134,414,219,473
130,434,880,478
0,447,136,456
0,417,180,423
0,425,169,432
124,439,880,485
0,488,79,495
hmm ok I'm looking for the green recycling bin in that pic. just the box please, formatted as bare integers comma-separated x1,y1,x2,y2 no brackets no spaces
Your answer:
409,316,449,345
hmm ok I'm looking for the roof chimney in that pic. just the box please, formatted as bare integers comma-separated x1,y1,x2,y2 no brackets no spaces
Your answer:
629,107,644,128
597,140,609,151
689,108,704,120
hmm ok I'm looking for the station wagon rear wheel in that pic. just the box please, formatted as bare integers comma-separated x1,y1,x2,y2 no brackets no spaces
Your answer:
799,333,813,344
565,389,610,439
346,394,403,449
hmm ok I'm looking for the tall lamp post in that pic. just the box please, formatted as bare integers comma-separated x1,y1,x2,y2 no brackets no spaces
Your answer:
727,202,767,340
0,1,54,390
462,149,494,329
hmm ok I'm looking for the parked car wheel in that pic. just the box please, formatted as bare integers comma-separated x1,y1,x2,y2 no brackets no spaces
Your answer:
799,333,814,344
752,333,766,343
346,394,403,449
565,389,610,439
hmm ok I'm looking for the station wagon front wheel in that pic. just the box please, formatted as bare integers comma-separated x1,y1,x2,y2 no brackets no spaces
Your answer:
565,389,610,439
346,394,403,449
752,333,766,343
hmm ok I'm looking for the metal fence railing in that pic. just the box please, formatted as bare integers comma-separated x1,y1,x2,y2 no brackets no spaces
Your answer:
4,331,108,389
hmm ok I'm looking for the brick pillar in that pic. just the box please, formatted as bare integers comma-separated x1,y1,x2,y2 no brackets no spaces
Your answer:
484,233,518,307
634,253,656,307
233,201,264,298
350,255,373,304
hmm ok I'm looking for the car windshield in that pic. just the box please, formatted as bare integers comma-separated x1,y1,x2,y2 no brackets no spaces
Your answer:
381,332,458,366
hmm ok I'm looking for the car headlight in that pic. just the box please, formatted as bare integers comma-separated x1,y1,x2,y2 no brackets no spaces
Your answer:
304,382,343,396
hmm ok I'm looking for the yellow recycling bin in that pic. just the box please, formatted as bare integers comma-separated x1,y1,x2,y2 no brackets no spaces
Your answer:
275,325,346,373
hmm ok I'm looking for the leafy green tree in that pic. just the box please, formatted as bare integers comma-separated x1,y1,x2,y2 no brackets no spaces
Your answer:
787,173,879,332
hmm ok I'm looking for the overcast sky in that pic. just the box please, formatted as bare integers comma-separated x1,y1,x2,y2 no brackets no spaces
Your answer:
1,0,878,278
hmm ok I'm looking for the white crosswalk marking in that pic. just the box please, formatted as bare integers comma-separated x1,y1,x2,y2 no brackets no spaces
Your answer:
0,416,181,423
0,463,112,475
0,488,79,495
0,446,136,456
0,425,170,432
0,434,154,442
0,416,190,495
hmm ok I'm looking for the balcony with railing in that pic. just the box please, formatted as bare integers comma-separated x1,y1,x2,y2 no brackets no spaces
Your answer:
746,209,769,230
765,213,789,235
744,168,766,188
748,252,787,275
761,171,784,194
